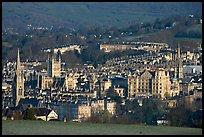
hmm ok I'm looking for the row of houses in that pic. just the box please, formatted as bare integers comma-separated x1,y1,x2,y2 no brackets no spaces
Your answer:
100,42,168,53
2,106,58,121
2,98,116,122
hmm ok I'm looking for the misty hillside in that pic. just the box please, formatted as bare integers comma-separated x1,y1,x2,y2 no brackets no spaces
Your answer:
2,2,202,30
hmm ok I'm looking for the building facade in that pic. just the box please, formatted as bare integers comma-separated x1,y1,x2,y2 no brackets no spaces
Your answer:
128,70,152,98
47,50,61,78
152,69,171,98
128,68,171,99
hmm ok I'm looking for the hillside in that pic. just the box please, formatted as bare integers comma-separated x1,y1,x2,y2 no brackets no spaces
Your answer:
2,120,202,135
2,2,202,67
2,2,202,30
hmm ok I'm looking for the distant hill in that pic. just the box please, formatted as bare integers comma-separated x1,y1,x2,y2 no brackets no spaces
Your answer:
2,2,202,30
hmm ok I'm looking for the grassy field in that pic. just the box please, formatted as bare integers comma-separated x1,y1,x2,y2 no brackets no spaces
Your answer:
2,120,202,135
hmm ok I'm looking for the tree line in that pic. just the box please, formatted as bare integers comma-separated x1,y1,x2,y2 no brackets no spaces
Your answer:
2,14,201,67
86,94,202,128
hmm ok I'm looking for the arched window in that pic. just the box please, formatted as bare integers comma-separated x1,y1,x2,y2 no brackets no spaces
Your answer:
19,86,22,95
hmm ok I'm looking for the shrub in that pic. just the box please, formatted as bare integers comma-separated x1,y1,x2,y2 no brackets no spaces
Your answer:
23,108,36,120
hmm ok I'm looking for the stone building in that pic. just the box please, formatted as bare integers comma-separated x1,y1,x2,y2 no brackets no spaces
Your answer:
65,73,78,90
50,103,91,122
151,68,171,98
113,87,126,98
90,99,116,115
128,68,171,99
47,50,61,78
128,70,152,98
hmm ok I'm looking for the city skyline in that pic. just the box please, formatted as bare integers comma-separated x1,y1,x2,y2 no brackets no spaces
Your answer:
2,2,202,135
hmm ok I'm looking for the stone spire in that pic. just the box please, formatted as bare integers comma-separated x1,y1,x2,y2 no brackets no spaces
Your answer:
177,43,183,78
15,48,24,107
17,48,20,70
177,43,180,60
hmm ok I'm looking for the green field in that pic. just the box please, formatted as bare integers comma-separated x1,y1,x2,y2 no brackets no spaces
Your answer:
2,120,202,135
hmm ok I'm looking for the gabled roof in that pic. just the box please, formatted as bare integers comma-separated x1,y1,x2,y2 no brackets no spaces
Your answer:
140,70,152,78
32,108,52,116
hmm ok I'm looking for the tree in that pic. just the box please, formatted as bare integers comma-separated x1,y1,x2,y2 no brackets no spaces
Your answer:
87,110,112,123
167,100,202,128
23,108,36,120
13,110,23,120
107,88,122,103
134,106,144,123
141,98,162,125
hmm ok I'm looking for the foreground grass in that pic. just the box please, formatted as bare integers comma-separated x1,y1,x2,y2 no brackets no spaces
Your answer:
2,120,202,135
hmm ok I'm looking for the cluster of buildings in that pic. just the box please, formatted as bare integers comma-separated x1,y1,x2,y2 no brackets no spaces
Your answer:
100,42,168,53
2,42,202,122
42,44,82,54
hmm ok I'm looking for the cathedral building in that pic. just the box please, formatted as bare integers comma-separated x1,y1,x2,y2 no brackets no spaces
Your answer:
41,50,62,90
47,49,61,78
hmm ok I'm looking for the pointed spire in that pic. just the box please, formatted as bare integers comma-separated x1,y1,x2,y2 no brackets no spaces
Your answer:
177,43,181,60
177,43,180,48
17,48,21,70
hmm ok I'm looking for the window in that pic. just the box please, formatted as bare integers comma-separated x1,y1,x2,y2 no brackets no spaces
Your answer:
19,86,22,95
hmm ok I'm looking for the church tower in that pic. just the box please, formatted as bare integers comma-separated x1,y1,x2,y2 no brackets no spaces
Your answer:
174,43,183,78
15,48,24,107
47,49,61,78
47,51,53,77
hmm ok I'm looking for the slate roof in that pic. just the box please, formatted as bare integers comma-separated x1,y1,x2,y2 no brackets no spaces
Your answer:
19,98,40,107
191,75,202,83
181,78,192,83
32,108,52,116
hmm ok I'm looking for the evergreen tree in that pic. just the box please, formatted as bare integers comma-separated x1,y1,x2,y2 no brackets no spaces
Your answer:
23,108,36,120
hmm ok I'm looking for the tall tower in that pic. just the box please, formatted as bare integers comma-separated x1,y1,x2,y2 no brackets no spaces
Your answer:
47,51,52,77
47,49,61,78
174,43,183,78
15,48,24,107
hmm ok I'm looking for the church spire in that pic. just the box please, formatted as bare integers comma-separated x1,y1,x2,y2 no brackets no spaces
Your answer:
177,43,180,60
17,48,21,71
15,48,24,107
177,43,183,78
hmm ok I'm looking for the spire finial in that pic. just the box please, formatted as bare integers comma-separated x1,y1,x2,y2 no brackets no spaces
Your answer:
17,48,21,70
